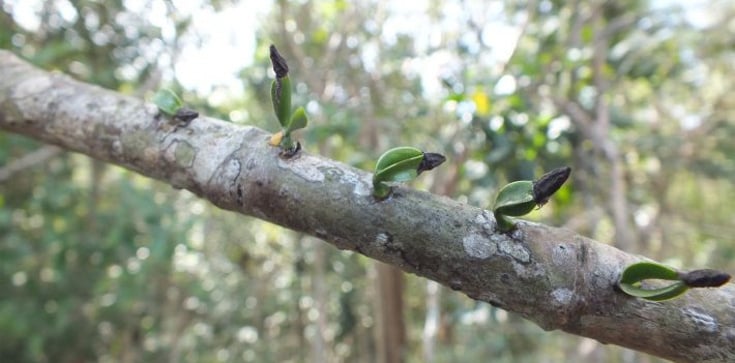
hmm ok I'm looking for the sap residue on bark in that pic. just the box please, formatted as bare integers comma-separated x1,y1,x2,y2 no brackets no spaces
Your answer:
462,233,497,259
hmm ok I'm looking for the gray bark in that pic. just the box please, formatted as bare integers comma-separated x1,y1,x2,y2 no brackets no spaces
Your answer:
1,50,733,363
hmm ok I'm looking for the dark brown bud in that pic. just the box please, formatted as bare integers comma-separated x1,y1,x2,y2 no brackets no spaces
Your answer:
533,166,571,206
174,107,199,125
269,44,289,78
417,152,446,174
680,269,731,288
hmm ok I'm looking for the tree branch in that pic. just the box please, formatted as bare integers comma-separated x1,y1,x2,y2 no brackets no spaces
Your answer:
0,50,732,363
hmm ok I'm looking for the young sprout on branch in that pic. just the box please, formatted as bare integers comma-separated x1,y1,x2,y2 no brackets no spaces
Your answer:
492,166,571,232
268,44,307,158
372,146,446,200
152,88,199,127
618,262,731,301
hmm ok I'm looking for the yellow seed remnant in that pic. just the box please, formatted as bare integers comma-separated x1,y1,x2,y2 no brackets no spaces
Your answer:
269,131,284,146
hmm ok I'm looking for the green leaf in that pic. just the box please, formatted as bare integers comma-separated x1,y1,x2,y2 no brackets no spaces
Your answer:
271,76,292,127
372,147,445,199
493,180,536,217
492,167,572,232
618,281,689,301
286,106,308,133
152,88,183,116
269,45,292,128
620,261,680,281
374,147,425,184
618,262,689,301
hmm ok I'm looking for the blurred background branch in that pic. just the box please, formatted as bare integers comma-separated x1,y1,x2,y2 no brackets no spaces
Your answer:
0,145,61,182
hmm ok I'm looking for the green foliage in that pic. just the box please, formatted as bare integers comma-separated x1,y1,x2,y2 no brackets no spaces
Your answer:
372,147,445,199
618,262,690,301
270,74,292,128
0,3,202,362
493,181,536,217
268,44,307,156
287,106,308,134
152,88,184,116
152,88,199,126
493,180,536,231
618,262,731,301
0,158,194,362
493,167,571,232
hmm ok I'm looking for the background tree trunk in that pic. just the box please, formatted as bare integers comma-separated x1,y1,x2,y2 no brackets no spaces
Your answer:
374,263,406,363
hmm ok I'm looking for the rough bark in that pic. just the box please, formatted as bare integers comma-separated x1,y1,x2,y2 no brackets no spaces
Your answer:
1,50,733,363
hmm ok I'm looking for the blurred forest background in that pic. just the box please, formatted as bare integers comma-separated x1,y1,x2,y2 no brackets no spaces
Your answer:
1,0,734,362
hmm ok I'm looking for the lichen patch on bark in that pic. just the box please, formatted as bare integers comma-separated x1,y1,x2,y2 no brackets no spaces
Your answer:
496,236,530,263
462,233,496,259
473,210,495,232
120,129,157,163
165,140,196,168
551,288,574,306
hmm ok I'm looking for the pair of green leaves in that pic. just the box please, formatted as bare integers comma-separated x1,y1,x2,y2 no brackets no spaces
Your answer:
492,166,571,232
372,146,446,199
268,45,307,157
618,262,731,301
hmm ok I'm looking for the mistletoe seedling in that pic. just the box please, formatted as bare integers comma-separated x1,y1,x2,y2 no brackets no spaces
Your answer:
618,262,689,301
152,88,199,127
618,262,731,301
492,166,571,232
372,146,446,200
268,44,308,158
